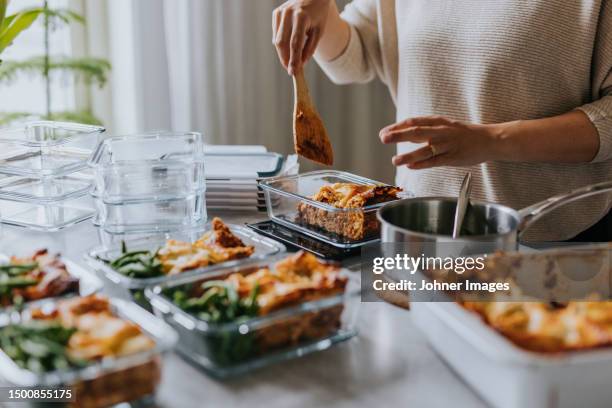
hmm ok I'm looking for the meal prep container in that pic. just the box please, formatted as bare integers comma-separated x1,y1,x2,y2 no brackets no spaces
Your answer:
0,297,178,407
89,132,207,234
91,188,205,234
411,301,612,408
378,180,612,256
0,172,92,203
84,224,286,306
0,253,104,310
145,255,359,378
0,121,105,178
0,194,94,231
259,170,405,248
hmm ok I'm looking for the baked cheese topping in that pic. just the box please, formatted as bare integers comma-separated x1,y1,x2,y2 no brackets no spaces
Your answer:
32,296,155,361
224,251,347,315
310,183,401,209
156,217,255,275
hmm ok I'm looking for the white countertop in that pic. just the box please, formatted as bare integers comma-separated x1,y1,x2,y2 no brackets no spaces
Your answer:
0,213,488,408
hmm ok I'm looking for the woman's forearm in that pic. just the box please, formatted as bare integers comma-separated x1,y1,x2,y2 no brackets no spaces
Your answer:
314,2,351,62
494,110,600,163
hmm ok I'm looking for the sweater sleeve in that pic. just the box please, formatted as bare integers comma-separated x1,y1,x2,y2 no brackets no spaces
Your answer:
315,0,385,85
576,0,612,163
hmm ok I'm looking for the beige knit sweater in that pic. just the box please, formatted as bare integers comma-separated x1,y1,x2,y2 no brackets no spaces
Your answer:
316,0,612,241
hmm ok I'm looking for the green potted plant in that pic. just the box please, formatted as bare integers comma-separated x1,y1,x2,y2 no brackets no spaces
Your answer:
0,0,111,125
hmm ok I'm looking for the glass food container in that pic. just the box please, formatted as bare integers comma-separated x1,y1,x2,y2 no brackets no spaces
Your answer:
0,297,177,407
89,132,207,234
0,121,105,178
145,255,360,378
259,170,404,248
0,194,94,232
84,224,286,308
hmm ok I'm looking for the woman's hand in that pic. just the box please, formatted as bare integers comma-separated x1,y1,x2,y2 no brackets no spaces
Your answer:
273,0,331,75
273,1,350,75
379,116,504,169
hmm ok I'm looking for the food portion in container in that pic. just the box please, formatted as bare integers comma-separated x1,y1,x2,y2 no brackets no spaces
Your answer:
170,250,346,317
149,251,356,373
0,295,160,407
463,301,612,353
422,246,612,354
260,170,404,247
103,217,255,278
0,250,79,307
297,183,402,241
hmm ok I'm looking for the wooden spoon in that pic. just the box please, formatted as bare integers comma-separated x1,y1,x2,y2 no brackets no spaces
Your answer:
292,69,334,166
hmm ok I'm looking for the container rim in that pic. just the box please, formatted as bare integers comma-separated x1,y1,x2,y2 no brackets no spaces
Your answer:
84,224,287,289
0,121,105,147
88,131,205,168
258,169,404,213
144,253,359,334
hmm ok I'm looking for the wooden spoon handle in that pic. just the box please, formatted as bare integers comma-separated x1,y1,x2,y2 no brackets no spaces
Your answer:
293,69,312,107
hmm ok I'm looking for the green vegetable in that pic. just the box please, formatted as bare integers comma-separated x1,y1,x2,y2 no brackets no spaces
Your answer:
0,261,39,305
0,322,86,373
169,281,261,365
106,242,163,278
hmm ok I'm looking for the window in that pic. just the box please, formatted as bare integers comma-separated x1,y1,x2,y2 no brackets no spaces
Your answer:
0,0,76,122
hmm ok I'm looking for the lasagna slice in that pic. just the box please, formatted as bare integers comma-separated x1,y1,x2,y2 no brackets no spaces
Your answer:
463,300,612,353
157,217,255,275
297,183,402,241
225,251,347,315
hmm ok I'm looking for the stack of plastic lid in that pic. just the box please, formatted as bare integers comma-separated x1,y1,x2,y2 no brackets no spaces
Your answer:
89,131,207,235
0,121,105,231
204,145,299,212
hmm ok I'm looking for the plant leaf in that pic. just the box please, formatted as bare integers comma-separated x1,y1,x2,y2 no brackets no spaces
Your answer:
0,56,111,86
0,1,7,31
0,9,43,54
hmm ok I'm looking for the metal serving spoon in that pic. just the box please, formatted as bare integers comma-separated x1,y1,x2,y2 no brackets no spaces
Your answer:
452,172,473,239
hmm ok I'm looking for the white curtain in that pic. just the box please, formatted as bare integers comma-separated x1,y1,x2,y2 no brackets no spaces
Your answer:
85,0,397,182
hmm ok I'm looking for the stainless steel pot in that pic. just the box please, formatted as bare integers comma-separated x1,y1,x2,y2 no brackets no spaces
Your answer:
377,180,612,255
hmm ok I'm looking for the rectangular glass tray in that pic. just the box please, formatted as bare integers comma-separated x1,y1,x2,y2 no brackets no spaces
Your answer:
0,195,95,232
0,173,92,203
0,121,105,177
259,170,405,248
85,224,286,292
145,254,359,378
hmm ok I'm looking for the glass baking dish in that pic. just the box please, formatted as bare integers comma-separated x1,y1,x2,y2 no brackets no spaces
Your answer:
0,296,178,407
145,254,359,378
0,194,94,232
0,253,103,311
84,224,286,306
0,121,105,177
0,172,92,203
259,170,404,248
92,188,207,234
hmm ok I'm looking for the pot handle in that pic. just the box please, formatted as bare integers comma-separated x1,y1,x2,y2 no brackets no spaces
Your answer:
517,180,612,238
